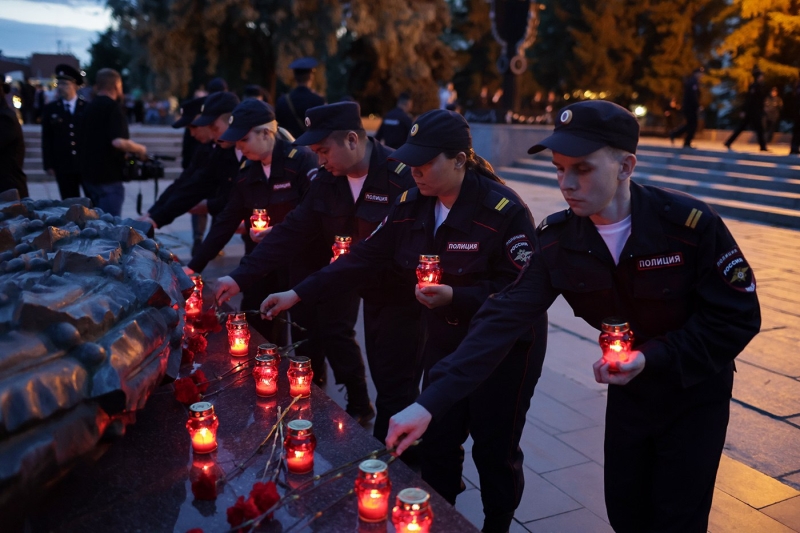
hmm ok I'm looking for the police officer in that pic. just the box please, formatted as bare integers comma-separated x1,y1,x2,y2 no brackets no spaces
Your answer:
669,67,702,149
375,92,413,149
388,101,761,533
41,64,86,199
725,69,768,151
263,110,548,533
214,101,417,436
275,57,326,139
143,91,241,230
184,99,318,344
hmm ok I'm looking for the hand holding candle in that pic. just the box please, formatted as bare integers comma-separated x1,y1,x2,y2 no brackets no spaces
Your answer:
331,235,352,262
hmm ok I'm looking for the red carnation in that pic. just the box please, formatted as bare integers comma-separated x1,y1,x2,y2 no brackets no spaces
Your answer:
181,347,194,366
250,481,280,516
227,495,261,528
191,470,218,500
186,529,204,533
196,308,222,334
187,334,208,355
174,377,201,404
191,369,210,394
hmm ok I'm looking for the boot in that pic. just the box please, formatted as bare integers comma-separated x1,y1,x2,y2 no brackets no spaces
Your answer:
343,378,375,426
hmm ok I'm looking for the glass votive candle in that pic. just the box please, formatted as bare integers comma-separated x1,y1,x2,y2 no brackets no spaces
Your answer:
287,356,313,398
250,208,270,232
226,312,246,331
284,419,316,474
258,342,281,364
185,289,202,318
599,317,634,371
190,273,203,291
331,235,352,261
228,320,250,356
416,254,442,287
186,401,219,454
355,459,392,522
253,351,278,397
391,488,433,533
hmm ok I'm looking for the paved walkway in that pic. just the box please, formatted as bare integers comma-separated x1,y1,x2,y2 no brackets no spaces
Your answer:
26,169,800,532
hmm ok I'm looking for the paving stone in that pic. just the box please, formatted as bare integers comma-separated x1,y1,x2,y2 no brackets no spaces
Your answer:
534,365,602,405
513,466,583,522
463,451,480,489
725,402,800,480
524,508,614,533
454,488,484,530
527,390,598,434
738,333,800,380
509,520,532,533
565,393,607,425
716,454,799,509
762,496,800,531
541,462,608,522
732,360,800,417
709,489,796,533
783,473,800,492
519,422,591,474
556,425,606,466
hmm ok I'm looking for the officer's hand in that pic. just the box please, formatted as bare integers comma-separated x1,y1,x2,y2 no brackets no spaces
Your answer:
189,200,208,215
249,226,273,243
260,290,300,318
414,284,453,309
183,266,195,276
386,403,432,456
592,351,646,385
214,276,240,305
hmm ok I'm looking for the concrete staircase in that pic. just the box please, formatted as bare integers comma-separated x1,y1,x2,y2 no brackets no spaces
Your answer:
499,141,800,228
21,124,185,182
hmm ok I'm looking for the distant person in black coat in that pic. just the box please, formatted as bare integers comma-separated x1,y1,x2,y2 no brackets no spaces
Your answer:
0,78,28,198
791,76,800,156
725,69,768,152
275,57,326,138
41,64,87,199
669,68,703,149
375,92,414,149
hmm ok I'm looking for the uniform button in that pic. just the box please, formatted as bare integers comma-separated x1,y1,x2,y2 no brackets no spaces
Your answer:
577,282,585,289
71,141,76,146
70,132,74,136
664,205,670,212
458,268,463,273
71,150,76,154
663,288,671,295
69,124,73,128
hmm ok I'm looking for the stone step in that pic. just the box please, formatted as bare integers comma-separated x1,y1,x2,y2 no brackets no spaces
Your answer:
23,166,184,183
499,165,800,229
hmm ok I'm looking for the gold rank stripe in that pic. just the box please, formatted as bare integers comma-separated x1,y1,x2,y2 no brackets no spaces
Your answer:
685,208,702,229
495,197,510,211
395,163,406,173
400,190,408,203
239,160,247,169
288,148,297,158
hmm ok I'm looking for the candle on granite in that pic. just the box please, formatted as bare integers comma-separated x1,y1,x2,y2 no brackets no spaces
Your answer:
287,356,313,398
253,350,278,397
284,419,316,474
355,459,391,522
392,488,433,533
186,402,219,454
227,319,250,356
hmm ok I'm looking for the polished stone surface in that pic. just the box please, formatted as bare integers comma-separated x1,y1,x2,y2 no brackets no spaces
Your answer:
20,325,478,533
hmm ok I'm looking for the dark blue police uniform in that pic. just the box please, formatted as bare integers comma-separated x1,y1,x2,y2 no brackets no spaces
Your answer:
293,169,548,526
375,106,413,149
41,97,86,199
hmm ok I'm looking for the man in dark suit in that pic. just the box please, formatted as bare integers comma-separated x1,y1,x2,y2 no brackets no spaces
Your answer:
275,57,326,138
669,68,702,149
41,64,87,199
725,69,768,152
375,92,414,149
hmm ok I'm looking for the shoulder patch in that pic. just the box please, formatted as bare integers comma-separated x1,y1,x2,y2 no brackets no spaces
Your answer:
716,247,756,293
398,188,418,204
483,190,515,214
288,148,297,159
655,189,712,231
505,233,533,269
536,209,572,235
393,162,408,175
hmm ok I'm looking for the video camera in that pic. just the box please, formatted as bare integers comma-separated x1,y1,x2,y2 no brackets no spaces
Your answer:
122,154,175,182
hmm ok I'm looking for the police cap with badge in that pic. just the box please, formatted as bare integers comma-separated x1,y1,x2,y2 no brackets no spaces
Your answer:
289,57,319,74
191,91,240,126
389,108,471,166
294,101,364,146
528,100,639,157
219,99,278,143
172,96,207,129
54,64,83,86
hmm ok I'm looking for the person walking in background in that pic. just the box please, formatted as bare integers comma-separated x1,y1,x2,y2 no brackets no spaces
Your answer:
375,92,413,149
0,77,28,198
669,68,703,149
791,75,800,156
725,69,768,152
41,64,87,199
763,86,783,144
275,58,326,139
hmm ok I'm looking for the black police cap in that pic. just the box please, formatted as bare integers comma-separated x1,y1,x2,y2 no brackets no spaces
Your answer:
55,64,83,86
172,96,207,129
219,99,277,142
294,101,364,146
289,57,319,72
390,109,471,167
528,100,639,157
191,91,240,126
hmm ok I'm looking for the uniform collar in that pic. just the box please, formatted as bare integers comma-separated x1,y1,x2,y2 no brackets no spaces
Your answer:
361,138,390,193
411,170,481,234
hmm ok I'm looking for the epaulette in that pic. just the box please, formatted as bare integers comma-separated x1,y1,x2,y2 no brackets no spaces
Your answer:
483,189,515,215
391,161,409,175
239,158,248,170
656,190,712,231
287,148,298,159
397,187,418,204
536,209,572,235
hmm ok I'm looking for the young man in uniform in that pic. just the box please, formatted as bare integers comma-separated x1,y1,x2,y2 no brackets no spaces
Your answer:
41,64,87,199
184,99,318,344
275,57,326,139
375,92,413,149
387,100,761,533
215,102,418,439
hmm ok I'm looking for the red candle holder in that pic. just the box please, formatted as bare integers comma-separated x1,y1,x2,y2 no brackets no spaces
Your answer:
227,319,250,356
250,208,270,232
226,312,246,331
331,235,352,261
186,401,219,454
284,419,316,474
258,342,281,364
391,488,433,533
416,255,442,287
185,289,203,318
190,273,203,291
599,317,634,371
355,459,392,522
253,350,278,397
287,356,313,398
